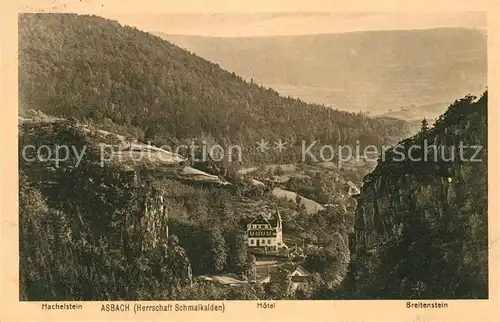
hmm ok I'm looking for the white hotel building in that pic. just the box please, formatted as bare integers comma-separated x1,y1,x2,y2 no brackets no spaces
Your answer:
246,211,285,250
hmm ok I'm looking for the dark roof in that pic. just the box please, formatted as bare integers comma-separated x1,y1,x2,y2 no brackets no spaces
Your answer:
249,213,272,226
293,265,311,276
248,211,282,228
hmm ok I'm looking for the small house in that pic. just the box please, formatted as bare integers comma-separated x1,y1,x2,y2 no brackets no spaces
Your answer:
288,265,312,292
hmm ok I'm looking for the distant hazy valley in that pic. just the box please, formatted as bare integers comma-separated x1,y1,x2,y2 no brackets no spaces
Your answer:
158,28,487,121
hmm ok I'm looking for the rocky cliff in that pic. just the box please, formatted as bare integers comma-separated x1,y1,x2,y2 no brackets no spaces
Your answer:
136,190,169,251
345,92,488,299
19,119,192,300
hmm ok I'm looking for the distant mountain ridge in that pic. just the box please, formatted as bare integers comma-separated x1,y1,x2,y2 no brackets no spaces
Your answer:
158,28,487,119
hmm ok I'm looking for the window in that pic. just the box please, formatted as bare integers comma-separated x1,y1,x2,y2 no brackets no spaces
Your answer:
252,224,257,229
267,239,271,244
250,239,254,245
261,239,266,244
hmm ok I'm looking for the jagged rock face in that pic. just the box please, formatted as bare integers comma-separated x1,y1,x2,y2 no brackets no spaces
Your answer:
139,191,169,251
353,173,465,252
136,189,193,284
347,93,488,299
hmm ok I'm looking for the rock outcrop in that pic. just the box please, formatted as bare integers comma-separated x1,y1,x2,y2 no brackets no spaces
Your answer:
138,190,169,251
19,119,193,299
345,92,488,299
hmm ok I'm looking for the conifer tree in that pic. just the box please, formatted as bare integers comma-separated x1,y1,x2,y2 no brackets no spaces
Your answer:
420,118,429,135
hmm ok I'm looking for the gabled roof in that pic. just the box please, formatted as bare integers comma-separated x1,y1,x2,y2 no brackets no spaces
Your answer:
248,213,272,226
290,265,311,277
198,275,247,285
248,210,283,228
343,181,360,195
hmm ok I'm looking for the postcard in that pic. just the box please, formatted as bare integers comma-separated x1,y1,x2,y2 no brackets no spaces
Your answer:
1,0,499,321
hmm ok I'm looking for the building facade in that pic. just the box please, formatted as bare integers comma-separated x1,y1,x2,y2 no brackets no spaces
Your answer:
289,265,312,293
246,211,284,250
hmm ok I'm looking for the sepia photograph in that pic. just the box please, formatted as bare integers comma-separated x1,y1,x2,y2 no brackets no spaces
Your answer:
12,3,491,306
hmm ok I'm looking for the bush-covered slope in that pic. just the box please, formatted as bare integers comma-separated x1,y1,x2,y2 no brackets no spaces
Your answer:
18,119,262,300
19,119,356,300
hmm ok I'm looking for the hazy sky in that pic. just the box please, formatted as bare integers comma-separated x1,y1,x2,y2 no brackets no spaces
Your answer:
107,12,486,37
15,0,487,37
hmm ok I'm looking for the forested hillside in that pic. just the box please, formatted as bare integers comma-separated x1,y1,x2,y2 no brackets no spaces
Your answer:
342,92,488,299
19,13,411,164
